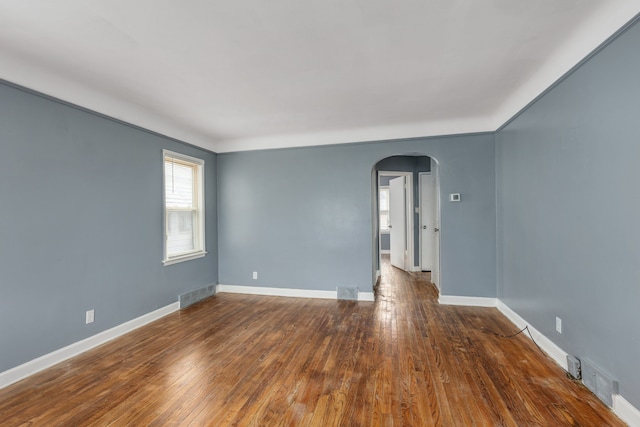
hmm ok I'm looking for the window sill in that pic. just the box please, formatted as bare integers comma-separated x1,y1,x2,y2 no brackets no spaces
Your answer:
163,251,207,266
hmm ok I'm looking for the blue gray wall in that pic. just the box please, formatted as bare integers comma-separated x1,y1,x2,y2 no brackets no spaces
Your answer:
496,18,640,408
380,233,391,251
0,82,218,373
378,175,400,187
218,134,496,297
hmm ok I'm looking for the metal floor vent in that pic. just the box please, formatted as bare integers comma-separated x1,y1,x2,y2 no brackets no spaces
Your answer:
337,286,358,301
179,284,215,309
581,358,618,407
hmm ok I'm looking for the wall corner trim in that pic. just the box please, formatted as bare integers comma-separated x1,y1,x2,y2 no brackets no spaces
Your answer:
216,284,375,302
438,295,498,307
0,302,179,390
614,394,640,427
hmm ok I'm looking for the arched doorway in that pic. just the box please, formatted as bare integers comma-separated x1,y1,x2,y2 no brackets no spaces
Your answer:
372,155,441,292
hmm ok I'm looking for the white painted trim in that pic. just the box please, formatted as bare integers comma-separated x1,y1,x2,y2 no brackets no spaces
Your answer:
497,301,640,425
380,250,390,254
0,302,179,390
162,149,206,266
430,159,441,290
381,171,414,272
405,175,414,274
418,172,427,274
216,117,493,153
217,284,335,299
496,301,568,370
614,394,640,427
438,295,498,307
358,293,375,302
162,251,207,266
216,284,375,302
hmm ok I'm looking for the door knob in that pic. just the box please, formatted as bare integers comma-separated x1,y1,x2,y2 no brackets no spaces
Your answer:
422,225,427,229
434,227,440,232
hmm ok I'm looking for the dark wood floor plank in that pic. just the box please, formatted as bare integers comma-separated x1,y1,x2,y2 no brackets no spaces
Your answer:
0,257,626,426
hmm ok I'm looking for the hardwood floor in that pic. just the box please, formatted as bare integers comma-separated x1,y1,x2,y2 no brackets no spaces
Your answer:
0,259,624,426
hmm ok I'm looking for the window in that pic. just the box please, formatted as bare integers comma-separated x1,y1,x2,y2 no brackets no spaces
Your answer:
163,150,206,265
379,187,389,231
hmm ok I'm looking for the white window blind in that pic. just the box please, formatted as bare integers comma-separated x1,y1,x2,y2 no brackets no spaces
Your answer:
163,150,206,265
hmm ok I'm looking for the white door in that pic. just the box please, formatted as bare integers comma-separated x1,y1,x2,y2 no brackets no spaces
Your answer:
431,161,440,288
389,176,406,270
420,173,435,271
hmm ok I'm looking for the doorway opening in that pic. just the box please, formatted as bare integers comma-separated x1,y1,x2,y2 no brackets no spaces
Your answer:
373,155,441,292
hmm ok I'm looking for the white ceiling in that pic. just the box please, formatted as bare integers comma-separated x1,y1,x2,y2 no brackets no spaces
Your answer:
0,1,638,153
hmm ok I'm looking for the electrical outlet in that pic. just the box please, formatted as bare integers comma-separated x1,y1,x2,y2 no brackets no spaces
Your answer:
556,316,562,334
86,309,95,324
252,271,258,280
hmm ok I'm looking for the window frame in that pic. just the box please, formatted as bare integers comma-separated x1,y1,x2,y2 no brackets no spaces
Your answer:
379,186,390,233
162,149,207,266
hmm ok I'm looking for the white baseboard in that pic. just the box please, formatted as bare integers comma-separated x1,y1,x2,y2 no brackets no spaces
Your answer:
438,295,497,307
358,292,375,302
4,291,637,425
216,284,375,302
497,301,640,426
496,301,568,370
439,295,640,424
614,394,640,427
0,302,179,390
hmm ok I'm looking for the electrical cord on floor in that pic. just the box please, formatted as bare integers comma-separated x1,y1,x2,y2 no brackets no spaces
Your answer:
482,325,546,356
482,326,584,382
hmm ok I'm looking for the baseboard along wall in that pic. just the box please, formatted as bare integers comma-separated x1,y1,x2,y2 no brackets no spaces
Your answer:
216,284,375,302
0,284,375,390
3,288,637,426
0,302,179,390
438,295,497,307
440,294,640,427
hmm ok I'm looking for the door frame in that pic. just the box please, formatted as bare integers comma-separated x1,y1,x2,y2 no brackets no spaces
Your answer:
378,171,413,272
418,171,433,271
431,160,441,288
418,171,440,290
419,170,441,290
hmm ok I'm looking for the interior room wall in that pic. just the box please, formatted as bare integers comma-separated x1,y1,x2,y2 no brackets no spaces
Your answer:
217,134,496,298
496,17,640,408
0,81,218,374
